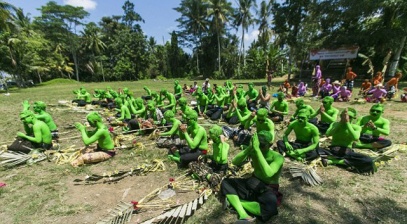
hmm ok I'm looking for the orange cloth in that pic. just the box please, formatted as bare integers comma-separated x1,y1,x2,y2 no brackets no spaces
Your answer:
361,81,372,90
346,71,357,80
283,81,290,89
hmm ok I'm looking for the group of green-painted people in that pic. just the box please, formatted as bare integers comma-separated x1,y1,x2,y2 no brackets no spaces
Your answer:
8,80,393,224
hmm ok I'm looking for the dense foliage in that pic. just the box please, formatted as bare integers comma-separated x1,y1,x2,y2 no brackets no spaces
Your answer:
0,0,406,84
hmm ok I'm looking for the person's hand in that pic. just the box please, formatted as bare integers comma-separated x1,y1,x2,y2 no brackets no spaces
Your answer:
251,133,260,151
75,122,85,131
284,142,294,152
17,132,25,138
220,135,226,143
340,108,350,123
179,124,187,133
22,100,30,110
233,87,237,96
259,88,262,94
250,110,256,117
319,105,325,113
148,118,154,123
177,110,183,115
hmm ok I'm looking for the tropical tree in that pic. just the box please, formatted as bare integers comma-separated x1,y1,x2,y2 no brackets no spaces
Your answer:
206,0,233,72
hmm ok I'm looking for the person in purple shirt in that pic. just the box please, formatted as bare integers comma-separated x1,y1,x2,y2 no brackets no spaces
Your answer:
312,65,322,96
330,80,341,99
298,82,307,96
320,78,332,98
332,86,351,102
367,84,387,103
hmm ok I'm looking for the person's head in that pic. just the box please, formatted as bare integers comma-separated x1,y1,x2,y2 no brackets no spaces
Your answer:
333,80,340,86
346,107,357,122
205,78,209,83
151,91,158,98
299,82,304,87
215,86,222,94
257,130,273,151
370,104,384,118
248,82,254,90
146,100,156,111
340,86,347,91
236,88,244,98
106,86,112,91
325,78,331,84
209,125,223,143
296,109,309,125
395,72,402,79
237,98,247,110
80,88,87,94
194,81,197,85
262,85,267,94
143,86,148,90
20,110,35,124
376,83,383,89
322,96,334,107
160,89,168,96
376,71,382,77
277,92,284,101
174,80,179,85
257,108,268,123
33,101,46,113
347,67,352,71
164,110,175,120
316,65,320,69
185,110,198,126
178,97,187,107
115,97,123,106
364,79,369,83
86,112,102,127
135,97,143,107
123,87,129,94
295,98,305,108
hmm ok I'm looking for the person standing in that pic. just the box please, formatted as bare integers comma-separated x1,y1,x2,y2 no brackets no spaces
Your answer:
312,65,322,97
267,70,273,90
345,67,357,92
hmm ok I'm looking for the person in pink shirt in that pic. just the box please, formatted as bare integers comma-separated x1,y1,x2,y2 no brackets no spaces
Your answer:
332,86,351,102
367,84,387,103
320,78,332,98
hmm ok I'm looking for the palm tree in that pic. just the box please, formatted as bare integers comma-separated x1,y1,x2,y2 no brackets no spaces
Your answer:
206,0,233,72
0,1,18,32
256,0,274,50
233,0,256,67
81,23,107,81
175,0,209,74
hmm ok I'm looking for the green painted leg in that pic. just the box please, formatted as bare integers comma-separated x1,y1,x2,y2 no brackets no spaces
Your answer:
327,158,346,165
226,194,249,220
240,200,261,216
168,155,180,163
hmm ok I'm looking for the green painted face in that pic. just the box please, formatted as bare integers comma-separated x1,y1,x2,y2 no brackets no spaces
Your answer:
248,83,254,90
370,104,383,118
178,97,187,107
257,108,268,122
33,101,46,113
164,110,174,120
295,100,304,108
296,110,308,124
86,112,102,127
20,111,34,124
185,111,198,126
209,125,222,143
147,101,155,111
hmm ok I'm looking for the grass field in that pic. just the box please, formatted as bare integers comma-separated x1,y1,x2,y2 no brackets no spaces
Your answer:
0,78,406,224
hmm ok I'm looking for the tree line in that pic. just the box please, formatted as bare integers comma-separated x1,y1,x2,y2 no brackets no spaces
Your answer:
0,0,406,84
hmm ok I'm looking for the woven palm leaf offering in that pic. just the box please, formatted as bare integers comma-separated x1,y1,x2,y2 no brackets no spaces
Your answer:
288,158,324,186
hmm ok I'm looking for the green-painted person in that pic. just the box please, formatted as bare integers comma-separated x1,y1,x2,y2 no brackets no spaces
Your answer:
290,98,317,125
145,100,165,126
244,82,259,110
320,108,375,173
221,131,284,223
8,110,53,153
174,80,183,100
205,86,226,120
142,86,152,100
225,98,251,125
177,97,193,120
23,100,59,139
168,110,208,167
72,88,91,106
71,112,115,166
354,104,392,150
190,125,230,187
277,109,320,161
245,108,275,137
151,91,163,107
156,110,186,149
131,98,146,118
160,89,176,113
310,96,339,134
194,88,209,116
114,97,131,122
269,92,289,122
159,110,183,138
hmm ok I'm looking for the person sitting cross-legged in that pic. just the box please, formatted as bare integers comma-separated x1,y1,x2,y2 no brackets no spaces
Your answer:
269,92,289,123
277,109,320,161
23,100,59,139
8,110,53,154
168,111,208,167
156,110,186,149
71,112,116,167
309,96,339,135
319,108,375,174
221,131,284,223
353,104,392,151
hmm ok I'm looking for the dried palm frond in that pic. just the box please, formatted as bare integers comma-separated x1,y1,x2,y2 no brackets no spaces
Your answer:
97,201,133,224
0,150,47,167
289,160,323,186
